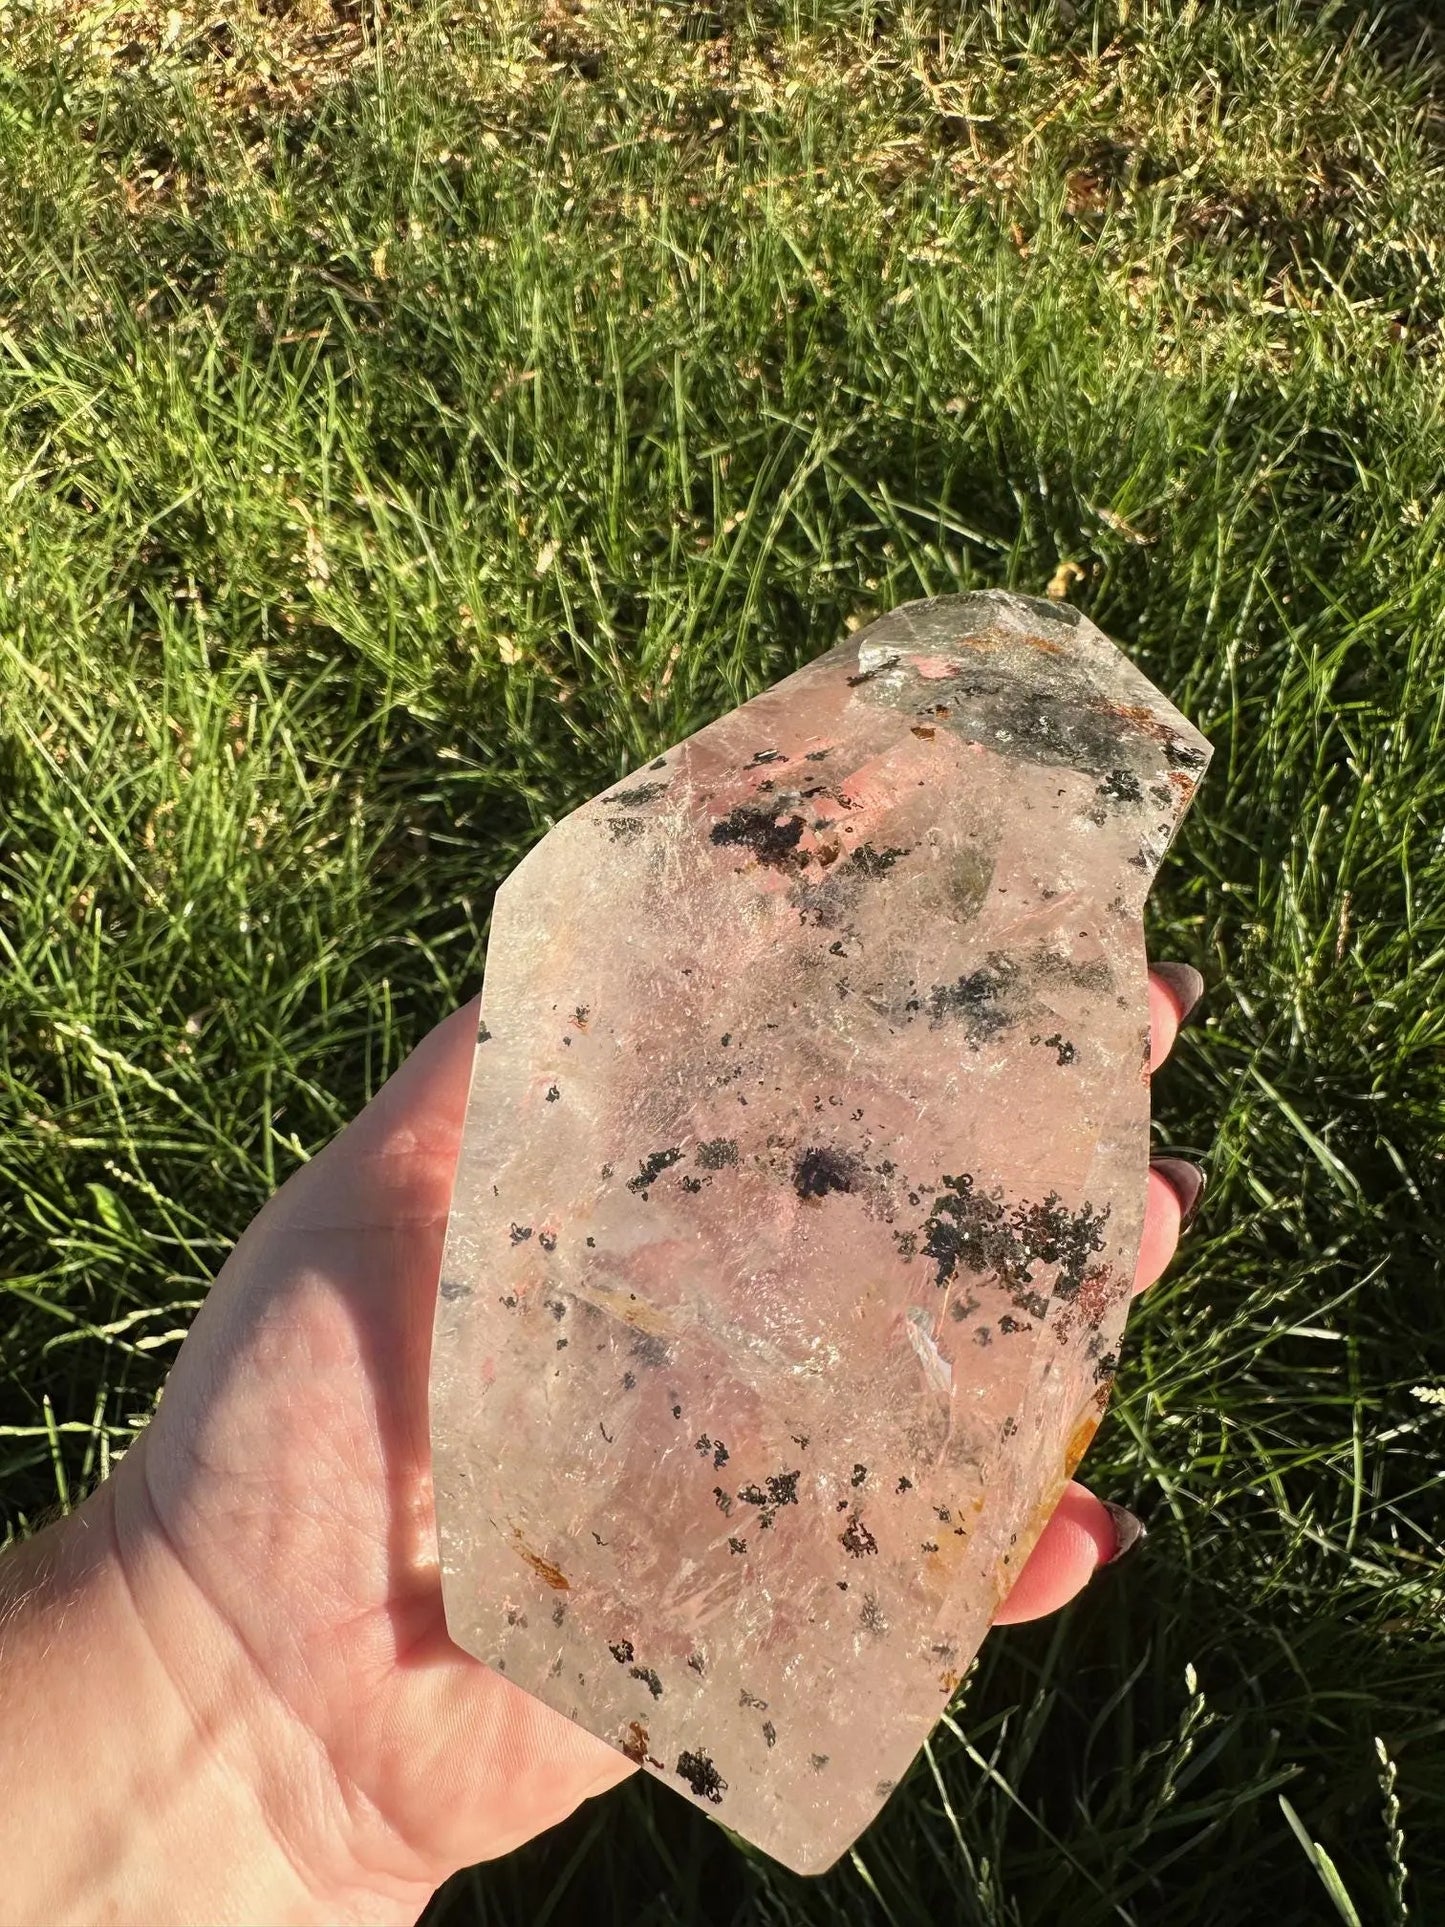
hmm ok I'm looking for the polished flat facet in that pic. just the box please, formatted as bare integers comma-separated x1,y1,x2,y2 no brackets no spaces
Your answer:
430,591,1210,1873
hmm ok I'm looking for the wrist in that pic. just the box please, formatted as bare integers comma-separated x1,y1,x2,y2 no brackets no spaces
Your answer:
0,1456,433,1927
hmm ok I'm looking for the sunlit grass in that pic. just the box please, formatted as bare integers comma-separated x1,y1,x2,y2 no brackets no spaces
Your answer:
1,3,1442,1920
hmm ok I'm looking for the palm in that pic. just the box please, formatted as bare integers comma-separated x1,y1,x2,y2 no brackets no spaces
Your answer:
122,1000,629,1888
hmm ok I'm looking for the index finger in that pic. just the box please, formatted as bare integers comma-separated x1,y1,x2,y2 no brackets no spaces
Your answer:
1147,963,1204,1073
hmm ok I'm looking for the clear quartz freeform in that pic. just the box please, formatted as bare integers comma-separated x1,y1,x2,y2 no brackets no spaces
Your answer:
431,591,1210,1872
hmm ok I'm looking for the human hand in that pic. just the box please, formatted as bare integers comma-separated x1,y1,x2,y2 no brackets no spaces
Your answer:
0,964,1204,1925
993,961,1205,1620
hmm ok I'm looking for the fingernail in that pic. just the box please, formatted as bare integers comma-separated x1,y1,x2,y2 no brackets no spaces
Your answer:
1100,1502,1146,1565
1153,962,1206,1026
1150,1155,1207,1232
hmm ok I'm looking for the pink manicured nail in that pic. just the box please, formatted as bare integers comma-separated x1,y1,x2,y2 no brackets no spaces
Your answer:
1153,961,1206,1026
1100,1502,1147,1564
1150,1155,1206,1232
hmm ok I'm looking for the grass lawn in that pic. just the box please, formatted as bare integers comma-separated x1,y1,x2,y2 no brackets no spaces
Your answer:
1,0,1443,1918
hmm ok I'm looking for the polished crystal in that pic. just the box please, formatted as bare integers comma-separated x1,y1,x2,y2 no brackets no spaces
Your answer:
431,591,1210,1872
